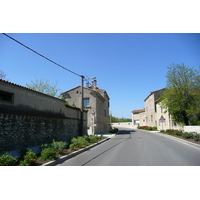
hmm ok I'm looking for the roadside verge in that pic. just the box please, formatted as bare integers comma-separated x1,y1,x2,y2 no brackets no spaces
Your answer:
42,137,111,166
139,129,200,149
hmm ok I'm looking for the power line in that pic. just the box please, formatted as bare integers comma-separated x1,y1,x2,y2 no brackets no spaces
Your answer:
2,33,82,77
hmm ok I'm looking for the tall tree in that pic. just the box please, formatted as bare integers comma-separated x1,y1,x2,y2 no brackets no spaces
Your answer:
26,78,62,98
160,63,200,125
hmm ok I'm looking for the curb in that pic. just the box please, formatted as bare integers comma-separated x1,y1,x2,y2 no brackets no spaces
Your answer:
139,129,200,149
41,137,110,166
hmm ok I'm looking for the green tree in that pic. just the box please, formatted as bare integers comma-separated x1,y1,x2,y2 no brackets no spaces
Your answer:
26,77,62,98
160,63,200,125
110,115,132,123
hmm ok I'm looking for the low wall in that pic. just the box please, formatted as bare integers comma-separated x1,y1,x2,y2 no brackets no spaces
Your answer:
111,122,133,128
184,126,200,134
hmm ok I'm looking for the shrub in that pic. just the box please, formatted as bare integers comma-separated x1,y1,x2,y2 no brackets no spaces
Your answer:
174,130,183,136
69,137,88,150
39,143,50,152
51,140,67,154
182,132,194,139
83,135,90,142
138,126,148,129
152,126,158,131
194,134,200,141
110,128,119,133
165,129,175,135
20,150,37,166
89,135,99,143
39,147,57,161
139,126,157,131
0,153,18,166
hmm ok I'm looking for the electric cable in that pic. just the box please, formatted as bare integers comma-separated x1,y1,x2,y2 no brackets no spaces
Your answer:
2,33,82,78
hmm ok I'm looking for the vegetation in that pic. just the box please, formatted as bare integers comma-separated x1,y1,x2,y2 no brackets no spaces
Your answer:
20,149,37,166
137,126,158,131
0,135,104,166
160,63,200,125
0,153,18,166
160,129,200,141
69,137,88,150
38,147,57,161
69,135,103,150
109,127,119,133
110,116,132,123
26,77,62,98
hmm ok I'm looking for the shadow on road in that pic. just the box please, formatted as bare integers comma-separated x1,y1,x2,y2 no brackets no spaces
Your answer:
117,129,135,135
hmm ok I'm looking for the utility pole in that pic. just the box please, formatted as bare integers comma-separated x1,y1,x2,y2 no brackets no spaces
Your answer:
80,75,84,136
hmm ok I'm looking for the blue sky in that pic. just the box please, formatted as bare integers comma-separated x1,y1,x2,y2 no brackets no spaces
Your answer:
0,33,200,118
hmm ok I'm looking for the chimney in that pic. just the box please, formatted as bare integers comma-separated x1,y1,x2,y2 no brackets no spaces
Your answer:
86,82,89,87
92,80,97,89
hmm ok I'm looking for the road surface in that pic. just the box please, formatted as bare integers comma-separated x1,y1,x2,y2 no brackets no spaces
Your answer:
56,128,200,166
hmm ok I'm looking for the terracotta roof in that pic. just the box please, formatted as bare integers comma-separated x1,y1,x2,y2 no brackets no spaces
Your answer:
132,109,145,114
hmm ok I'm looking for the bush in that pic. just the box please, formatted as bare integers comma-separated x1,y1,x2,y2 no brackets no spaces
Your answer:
51,140,67,154
0,153,18,166
160,130,165,133
194,134,200,141
174,130,183,136
89,135,99,143
138,126,148,129
39,147,57,161
152,126,158,131
69,137,88,150
165,129,175,135
110,128,119,133
83,135,90,142
182,132,194,139
20,149,37,166
139,126,157,131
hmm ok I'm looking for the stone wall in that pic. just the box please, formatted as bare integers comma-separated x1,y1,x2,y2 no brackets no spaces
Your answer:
0,113,85,153
0,79,87,153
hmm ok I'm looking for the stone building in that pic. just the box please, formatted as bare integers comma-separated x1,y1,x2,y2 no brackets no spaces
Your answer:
0,79,87,153
131,88,182,130
144,88,166,127
131,109,145,127
62,80,110,134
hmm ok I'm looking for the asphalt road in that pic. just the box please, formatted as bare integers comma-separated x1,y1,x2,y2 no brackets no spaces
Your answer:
56,128,200,166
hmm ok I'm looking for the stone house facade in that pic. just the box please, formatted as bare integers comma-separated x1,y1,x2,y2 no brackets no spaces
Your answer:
62,80,110,134
131,109,145,128
144,88,166,127
0,79,87,153
132,88,183,131
144,88,182,130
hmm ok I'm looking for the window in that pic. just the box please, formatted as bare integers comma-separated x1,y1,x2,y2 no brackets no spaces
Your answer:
0,90,14,103
83,98,90,107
